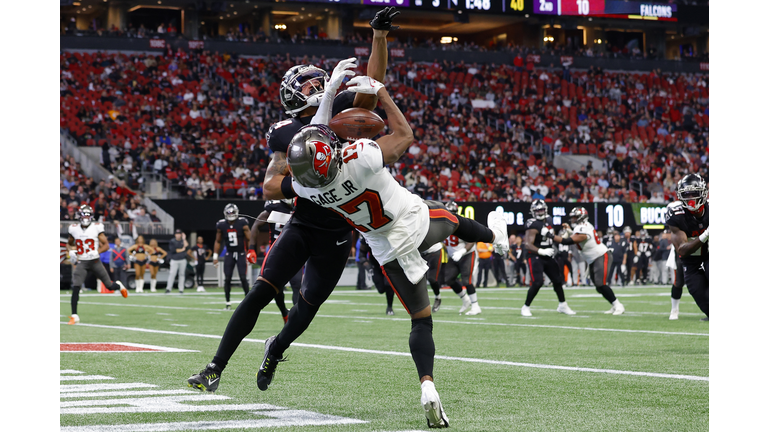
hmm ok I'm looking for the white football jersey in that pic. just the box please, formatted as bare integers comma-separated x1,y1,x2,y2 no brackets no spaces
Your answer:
423,243,443,255
68,222,105,260
572,221,608,264
443,234,477,256
292,139,429,265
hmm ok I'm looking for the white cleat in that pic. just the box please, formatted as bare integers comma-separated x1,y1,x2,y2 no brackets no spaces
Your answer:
487,211,510,256
421,380,449,429
604,306,615,314
197,286,206,292
669,308,679,320
557,303,576,315
612,301,625,315
150,288,157,293
465,303,482,316
459,295,472,314
521,305,532,317
67,314,80,325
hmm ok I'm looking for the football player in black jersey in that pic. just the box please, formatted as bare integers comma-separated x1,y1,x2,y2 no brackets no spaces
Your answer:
635,230,653,285
521,199,576,317
665,174,709,320
213,204,252,310
247,199,303,323
188,6,400,402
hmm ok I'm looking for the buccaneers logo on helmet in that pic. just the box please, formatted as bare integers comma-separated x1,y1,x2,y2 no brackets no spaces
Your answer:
311,140,334,179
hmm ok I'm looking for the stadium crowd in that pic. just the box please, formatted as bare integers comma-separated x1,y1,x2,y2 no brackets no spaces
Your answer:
60,49,708,203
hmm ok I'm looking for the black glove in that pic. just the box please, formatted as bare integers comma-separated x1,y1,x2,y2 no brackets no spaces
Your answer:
545,231,555,240
370,7,400,31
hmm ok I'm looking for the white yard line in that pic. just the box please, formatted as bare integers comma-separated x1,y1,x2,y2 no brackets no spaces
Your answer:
61,322,708,382
67,301,708,337
61,389,196,399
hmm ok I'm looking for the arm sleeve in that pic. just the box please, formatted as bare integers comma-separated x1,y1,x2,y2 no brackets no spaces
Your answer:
310,89,336,126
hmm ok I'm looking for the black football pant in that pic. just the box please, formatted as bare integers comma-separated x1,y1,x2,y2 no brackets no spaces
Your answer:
444,252,477,296
683,260,708,317
514,259,527,285
195,262,206,286
491,253,508,286
608,261,626,286
635,255,649,282
212,220,353,370
556,255,572,284
525,255,566,306
223,252,249,302
671,257,684,300
477,258,492,288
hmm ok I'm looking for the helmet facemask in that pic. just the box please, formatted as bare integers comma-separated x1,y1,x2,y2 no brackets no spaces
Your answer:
280,66,329,117
224,204,239,222
530,200,548,220
677,184,708,214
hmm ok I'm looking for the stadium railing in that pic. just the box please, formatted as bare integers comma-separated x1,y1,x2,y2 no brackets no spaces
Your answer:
60,220,174,237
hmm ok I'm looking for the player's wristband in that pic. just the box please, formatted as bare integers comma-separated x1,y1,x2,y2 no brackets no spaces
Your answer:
698,231,708,243
561,237,575,245
281,175,297,199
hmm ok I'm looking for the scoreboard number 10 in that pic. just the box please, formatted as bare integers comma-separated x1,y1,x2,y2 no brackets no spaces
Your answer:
576,0,590,14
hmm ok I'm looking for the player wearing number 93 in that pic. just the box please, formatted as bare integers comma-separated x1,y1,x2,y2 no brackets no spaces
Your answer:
67,205,128,325
213,203,251,310
286,73,510,428
552,207,625,315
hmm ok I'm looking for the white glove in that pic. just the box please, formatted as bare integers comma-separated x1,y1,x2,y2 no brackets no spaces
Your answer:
621,264,627,273
345,76,385,95
451,250,464,262
537,248,556,258
698,228,709,243
645,251,652,257
633,256,639,264
326,57,357,94
213,254,219,268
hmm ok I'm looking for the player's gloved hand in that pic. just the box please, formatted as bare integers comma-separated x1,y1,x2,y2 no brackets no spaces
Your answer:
645,251,651,257
325,57,357,94
451,250,464,262
246,249,258,264
698,228,709,243
213,255,219,268
621,264,627,273
537,248,556,258
345,76,385,95
545,231,555,240
633,256,639,264
370,6,400,31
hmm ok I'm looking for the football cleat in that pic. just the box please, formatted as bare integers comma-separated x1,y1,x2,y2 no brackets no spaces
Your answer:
521,305,532,317
700,317,709,322
487,211,510,256
604,305,615,314
386,306,394,316
557,303,576,315
225,302,231,310
459,294,472,314
68,314,80,325
465,303,482,316
117,281,128,298
612,301,625,315
187,363,222,393
421,380,449,428
197,286,206,292
257,335,286,391
669,308,679,320
431,298,442,313
165,289,171,294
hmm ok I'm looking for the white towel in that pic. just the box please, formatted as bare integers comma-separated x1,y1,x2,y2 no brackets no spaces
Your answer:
397,248,430,285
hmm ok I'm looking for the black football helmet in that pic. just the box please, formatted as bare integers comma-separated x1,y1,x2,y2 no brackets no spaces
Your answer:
445,201,458,214
530,199,548,220
78,205,94,227
569,207,589,225
224,203,239,222
676,174,708,213
279,65,329,117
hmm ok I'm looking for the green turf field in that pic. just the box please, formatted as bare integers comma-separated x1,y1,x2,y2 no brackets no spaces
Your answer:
60,284,708,432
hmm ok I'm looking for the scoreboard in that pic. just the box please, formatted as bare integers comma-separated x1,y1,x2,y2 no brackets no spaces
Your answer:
412,0,526,14
533,0,677,21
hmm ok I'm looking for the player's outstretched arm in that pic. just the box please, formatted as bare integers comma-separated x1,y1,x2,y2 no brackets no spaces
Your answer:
354,7,399,110
669,226,707,257
263,152,291,200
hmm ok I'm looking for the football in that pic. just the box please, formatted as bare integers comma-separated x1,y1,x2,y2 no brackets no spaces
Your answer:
329,108,385,141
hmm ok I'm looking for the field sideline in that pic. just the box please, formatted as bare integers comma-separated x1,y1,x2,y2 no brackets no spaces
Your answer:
60,284,708,432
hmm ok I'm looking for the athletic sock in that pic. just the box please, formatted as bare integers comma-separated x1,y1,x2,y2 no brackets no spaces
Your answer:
465,284,476,295
71,289,79,315
136,279,144,292
468,293,478,303
212,281,277,371
409,316,435,379
434,293,441,300
671,298,680,310
109,281,121,290
150,279,157,291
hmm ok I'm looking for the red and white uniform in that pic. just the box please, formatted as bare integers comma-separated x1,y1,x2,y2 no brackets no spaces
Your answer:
572,221,608,264
443,235,477,257
68,222,104,260
292,140,430,282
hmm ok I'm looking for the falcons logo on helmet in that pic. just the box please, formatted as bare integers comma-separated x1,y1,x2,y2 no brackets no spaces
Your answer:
311,140,334,179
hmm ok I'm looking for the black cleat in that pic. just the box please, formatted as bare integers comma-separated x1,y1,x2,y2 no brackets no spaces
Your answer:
431,298,442,313
257,335,286,391
386,306,394,316
700,317,709,322
187,363,222,392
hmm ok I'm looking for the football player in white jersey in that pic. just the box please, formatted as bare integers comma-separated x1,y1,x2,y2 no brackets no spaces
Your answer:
285,74,509,428
442,202,482,315
67,205,128,324
553,207,624,315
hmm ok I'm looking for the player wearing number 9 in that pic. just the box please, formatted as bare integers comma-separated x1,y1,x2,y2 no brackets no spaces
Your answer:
285,73,511,428
213,203,252,310
67,205,128,325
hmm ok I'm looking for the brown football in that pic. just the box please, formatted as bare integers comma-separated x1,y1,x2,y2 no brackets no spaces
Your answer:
329,108,385,141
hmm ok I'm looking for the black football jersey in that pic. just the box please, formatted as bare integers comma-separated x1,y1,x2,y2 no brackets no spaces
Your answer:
624,235,638,256
666,202,709,265
266,91,356,232
264,199,294,245
191,245,208,260
525,217,556,256
513,244,525,261
637,238,653,257
216,217,249,253
556,243,571,259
